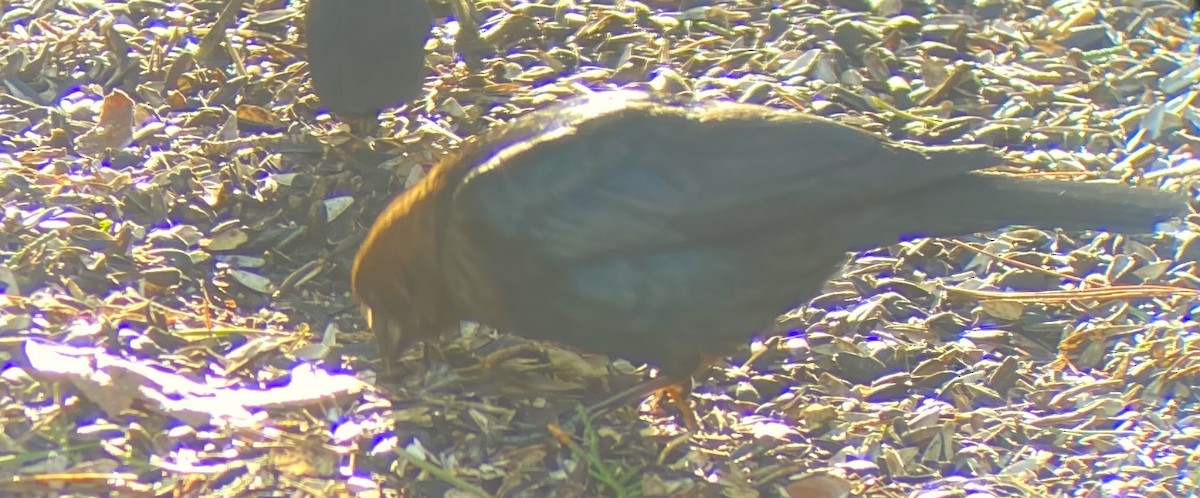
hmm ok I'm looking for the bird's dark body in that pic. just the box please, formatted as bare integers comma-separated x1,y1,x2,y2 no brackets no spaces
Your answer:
352,91,1190,379
305,0,433,116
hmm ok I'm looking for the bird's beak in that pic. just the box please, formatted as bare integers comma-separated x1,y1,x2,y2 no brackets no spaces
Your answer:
365,307,406,375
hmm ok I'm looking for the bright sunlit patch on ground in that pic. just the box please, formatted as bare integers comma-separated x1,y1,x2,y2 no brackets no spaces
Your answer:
747,420,796,440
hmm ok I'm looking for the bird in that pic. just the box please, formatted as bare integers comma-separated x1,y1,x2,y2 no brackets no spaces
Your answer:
351,91,1190,422
304,0,433,123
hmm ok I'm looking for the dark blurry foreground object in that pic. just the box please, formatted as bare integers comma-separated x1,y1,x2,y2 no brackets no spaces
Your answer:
352,91,1189,412
305,0,433,121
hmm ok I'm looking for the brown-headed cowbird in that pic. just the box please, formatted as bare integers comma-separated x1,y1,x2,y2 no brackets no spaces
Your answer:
305,0,432,119
352,91,1189,398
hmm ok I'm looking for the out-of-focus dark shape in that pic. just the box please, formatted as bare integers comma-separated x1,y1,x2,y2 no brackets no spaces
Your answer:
305,0,433,120
352,90,1189,402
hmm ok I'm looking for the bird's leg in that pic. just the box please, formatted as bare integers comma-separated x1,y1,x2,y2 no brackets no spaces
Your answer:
346,114,381,138
580,354,724,431
651,378,699,430
496,377,680,447
654,354,723,431
583,374,678,419
494,375,679,446
495,356,723,447
449,0,486,71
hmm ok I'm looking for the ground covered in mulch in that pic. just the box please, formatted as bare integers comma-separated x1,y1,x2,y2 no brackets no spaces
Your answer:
1,0,1200,496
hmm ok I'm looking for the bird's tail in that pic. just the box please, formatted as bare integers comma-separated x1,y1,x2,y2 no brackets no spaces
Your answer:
835,174,1191,251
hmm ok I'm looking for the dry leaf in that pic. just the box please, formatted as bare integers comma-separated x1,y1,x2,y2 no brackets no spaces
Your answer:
75,88,135,154
784,474,852,498
203,227,250,251
229,268,275,294
237,104,285,128
979,300,1025,321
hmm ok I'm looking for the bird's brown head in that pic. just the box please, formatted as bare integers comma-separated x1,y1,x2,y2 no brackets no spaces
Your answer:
352,169,459,374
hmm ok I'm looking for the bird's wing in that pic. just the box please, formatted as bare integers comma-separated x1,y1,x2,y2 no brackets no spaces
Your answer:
449,93,1003,261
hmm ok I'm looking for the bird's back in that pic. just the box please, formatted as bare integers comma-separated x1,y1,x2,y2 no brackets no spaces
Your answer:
359,92,1190,377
